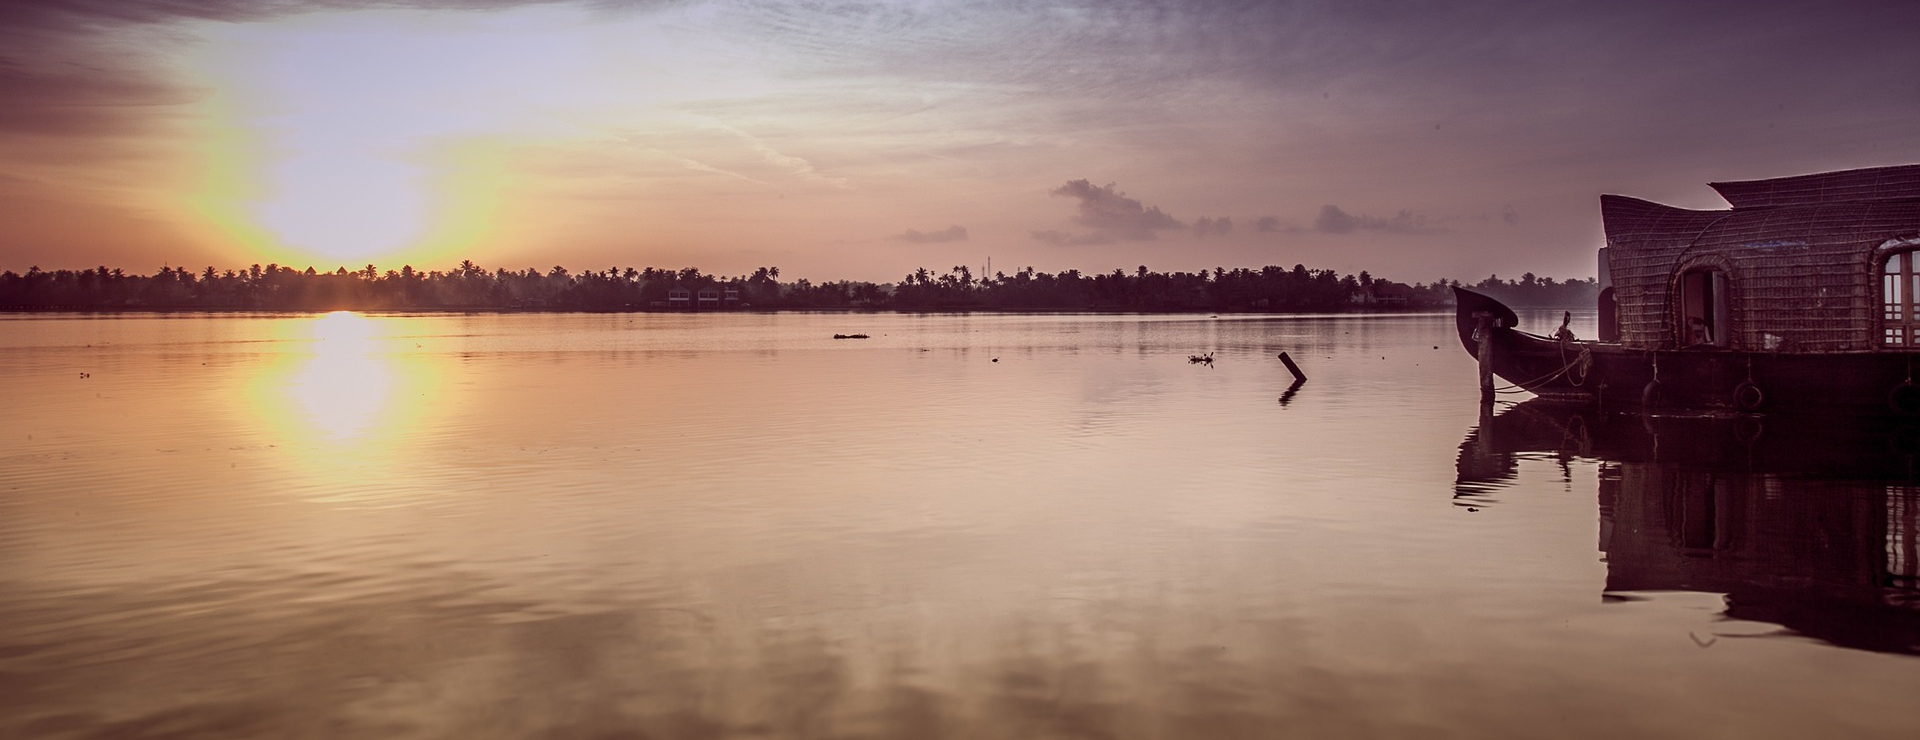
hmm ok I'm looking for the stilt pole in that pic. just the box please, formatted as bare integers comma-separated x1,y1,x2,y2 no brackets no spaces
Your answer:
1475,312,1495,403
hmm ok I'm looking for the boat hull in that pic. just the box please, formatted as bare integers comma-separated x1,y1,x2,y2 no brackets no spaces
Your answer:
1453,288,1920,417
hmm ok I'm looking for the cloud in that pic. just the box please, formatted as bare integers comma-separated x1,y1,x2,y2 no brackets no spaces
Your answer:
1313,205,1433,235
1254,215,1311,233
708,121,847,188
1192,215,1231,237
1030,229,1116,246
1049,179,1183,240
893,224,968,243
0,1,580,29
0,1,653,139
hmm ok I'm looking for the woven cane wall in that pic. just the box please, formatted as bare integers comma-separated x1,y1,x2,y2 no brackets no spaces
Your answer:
1602,196,1723,350
1604,195,1920,352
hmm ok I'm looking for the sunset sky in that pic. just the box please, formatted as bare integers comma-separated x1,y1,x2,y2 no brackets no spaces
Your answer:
3,0,1916,284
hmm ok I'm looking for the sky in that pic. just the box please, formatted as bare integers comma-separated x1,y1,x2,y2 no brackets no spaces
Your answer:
2,0,1917,285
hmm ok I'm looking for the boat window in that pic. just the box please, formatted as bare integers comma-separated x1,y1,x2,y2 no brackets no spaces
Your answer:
1886,252,1920,346
1677,269,1729,348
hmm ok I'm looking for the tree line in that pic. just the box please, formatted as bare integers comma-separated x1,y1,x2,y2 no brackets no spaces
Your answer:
0,261,1596,312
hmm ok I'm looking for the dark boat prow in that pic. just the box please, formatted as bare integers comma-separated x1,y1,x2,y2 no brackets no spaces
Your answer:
1451,287,1519,359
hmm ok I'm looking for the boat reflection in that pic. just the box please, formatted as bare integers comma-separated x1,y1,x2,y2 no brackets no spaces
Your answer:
1458,400,1920,654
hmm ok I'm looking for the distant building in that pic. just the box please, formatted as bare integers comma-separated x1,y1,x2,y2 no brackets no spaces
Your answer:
668,287,691,308
697,286,720,306
1355,281,1413,306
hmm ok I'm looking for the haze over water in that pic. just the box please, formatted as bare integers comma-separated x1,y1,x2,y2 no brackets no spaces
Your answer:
3,310,1917,739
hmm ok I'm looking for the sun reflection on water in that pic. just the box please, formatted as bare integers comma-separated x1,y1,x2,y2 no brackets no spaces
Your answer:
251,312,440,469
290,312,391,441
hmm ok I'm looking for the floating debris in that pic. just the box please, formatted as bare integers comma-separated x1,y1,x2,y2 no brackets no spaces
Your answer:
1276,352,1306,382
1188,352,1214,365
832,333,870,339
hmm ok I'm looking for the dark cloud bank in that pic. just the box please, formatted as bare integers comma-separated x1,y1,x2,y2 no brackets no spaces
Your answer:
1033,179,1183,245
1192,216,1231,238
1312,205,1433,235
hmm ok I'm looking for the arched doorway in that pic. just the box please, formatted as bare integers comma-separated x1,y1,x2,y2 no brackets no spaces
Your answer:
1677,268,1728,348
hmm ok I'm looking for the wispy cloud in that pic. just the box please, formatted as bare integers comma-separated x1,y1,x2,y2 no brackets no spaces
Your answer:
709,121,848,188
1030,229,1115,246
1192,215,1231,237
893,224,968,243
1313,205,1434,235
664,152,768,185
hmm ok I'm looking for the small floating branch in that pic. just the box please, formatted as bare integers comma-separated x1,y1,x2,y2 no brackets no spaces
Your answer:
832,333,870,339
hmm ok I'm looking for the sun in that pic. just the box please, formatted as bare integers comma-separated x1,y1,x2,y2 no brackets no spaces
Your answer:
180,7,588,269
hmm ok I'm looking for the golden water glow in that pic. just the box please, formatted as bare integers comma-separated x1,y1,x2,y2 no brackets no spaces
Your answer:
251,312,439,458
289,312,391,441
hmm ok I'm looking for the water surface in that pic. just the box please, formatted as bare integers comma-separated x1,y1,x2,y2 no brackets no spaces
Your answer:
3,311,1916,738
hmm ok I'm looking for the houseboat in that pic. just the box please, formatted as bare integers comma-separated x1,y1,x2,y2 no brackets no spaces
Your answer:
1456,163,1920,416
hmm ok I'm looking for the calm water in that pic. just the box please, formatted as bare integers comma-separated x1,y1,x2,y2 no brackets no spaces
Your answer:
3,310,1916,739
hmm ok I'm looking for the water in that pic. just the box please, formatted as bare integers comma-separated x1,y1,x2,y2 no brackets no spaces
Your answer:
2,310,1915,739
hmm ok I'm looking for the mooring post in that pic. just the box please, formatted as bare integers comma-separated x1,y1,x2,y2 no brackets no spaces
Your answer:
1475,391,1496,456
1474,311,1495,403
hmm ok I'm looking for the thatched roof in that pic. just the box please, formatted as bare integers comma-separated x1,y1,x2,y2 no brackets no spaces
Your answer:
1709,164,1920,210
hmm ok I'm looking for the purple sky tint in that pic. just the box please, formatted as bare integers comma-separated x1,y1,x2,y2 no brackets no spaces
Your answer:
2,0,1916,284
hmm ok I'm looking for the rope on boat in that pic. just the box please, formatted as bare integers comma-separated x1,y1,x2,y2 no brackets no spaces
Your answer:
1561,340,1593,387
1489,343,1593,395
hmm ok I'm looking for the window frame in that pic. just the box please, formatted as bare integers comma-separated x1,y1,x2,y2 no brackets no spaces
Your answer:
1885,250,1920,347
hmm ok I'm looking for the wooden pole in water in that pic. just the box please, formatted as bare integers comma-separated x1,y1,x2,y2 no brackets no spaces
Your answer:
1277,351,1306,382
1475,312,1495,403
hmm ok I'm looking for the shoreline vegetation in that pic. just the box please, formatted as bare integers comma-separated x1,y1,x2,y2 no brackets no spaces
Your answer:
1,262,1597,313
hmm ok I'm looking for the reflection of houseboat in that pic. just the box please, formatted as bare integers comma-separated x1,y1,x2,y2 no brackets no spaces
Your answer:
1456,164,1920,416
1458,400,1920,655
